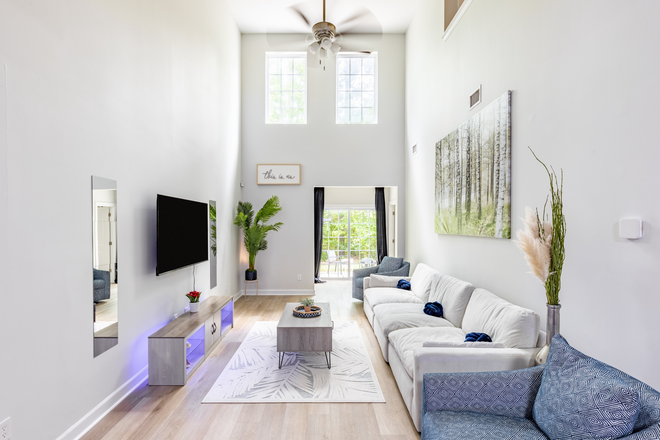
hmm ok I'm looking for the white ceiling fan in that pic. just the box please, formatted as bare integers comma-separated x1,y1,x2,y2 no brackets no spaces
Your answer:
267,0,382,70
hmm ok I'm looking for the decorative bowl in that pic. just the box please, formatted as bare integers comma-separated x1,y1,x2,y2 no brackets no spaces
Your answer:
292,305,322,318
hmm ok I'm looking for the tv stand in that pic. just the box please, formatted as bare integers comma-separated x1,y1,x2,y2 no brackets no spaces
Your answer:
148,295,233,385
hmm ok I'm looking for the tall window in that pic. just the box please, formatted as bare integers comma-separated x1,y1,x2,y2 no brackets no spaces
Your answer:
266,53,307,124
321,209,377,278
336,53,378,124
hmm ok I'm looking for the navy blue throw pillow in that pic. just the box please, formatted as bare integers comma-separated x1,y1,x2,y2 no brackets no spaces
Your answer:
423,302,443,317
464,332,492,342
397,279,411,290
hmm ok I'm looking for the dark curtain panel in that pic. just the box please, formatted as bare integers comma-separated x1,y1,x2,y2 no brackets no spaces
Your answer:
314,187,326,283
375,187,388,264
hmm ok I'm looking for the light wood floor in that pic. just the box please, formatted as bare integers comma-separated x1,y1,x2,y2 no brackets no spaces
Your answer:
82,281,420,440
95,284,118,322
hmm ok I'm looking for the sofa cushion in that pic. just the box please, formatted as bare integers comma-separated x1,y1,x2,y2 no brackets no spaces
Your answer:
461,288,539,348
374,303,455,343
410,263,442,303
533,335,641,440
422,410,548,440
422,340,505,348
389,326,466,378
364,288,424,311
378,256,404,273
369,274,411,288
428,275,475,328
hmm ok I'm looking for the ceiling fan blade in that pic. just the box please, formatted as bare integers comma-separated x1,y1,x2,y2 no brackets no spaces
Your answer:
339,19,383,35
339,46,371,54
335,9,371,30
328,1,383,34
291,4,311,27
333,34,373,54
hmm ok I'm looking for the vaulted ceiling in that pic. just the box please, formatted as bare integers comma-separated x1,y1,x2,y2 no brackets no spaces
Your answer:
226,0,421,34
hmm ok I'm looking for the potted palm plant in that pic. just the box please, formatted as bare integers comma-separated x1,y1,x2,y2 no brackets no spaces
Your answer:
234,196,283,280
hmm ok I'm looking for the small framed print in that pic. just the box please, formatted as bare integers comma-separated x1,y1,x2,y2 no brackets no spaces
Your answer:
256,164,301,185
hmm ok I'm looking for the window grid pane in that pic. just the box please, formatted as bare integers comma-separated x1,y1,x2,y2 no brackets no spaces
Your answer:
321,209,377,278
337,55,377,124
267,55,306,124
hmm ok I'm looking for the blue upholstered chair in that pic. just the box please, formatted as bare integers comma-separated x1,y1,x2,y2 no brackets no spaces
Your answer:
93,268,111,303
421,335,660,440
352,256,410,300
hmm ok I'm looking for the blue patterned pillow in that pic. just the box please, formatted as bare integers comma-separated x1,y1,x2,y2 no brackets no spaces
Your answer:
533,335,641,440
377,256,403,273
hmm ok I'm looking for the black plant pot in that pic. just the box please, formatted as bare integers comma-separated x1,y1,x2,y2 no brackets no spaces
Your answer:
245,269,257,281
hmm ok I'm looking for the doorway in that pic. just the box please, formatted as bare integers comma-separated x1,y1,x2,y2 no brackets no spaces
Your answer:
94,204,117,283
321,209,377,279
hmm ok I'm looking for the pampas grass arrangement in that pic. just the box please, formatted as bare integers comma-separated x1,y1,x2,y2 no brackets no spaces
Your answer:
516,207,552,283
515,148,566,305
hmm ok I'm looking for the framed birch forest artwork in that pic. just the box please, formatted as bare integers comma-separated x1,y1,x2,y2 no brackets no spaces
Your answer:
435,91,511,238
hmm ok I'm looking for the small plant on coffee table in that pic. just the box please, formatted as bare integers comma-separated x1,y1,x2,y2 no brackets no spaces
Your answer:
300,298,315,312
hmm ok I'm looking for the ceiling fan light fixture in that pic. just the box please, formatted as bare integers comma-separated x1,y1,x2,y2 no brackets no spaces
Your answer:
321,37,333,50
329,42,341,55
308,41,320,55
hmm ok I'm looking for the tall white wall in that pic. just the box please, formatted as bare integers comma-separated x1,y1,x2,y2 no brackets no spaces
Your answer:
0,1,241,438
241,34,405,292
405,0,660,387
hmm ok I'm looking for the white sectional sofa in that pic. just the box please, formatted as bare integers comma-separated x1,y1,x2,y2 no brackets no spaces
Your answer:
363,263,544,431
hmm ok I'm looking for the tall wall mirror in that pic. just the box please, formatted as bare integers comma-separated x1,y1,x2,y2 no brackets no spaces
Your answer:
210,200,217,289
92,176,118,357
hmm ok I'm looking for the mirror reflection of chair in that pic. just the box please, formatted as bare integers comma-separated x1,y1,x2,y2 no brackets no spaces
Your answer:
93,268,111,302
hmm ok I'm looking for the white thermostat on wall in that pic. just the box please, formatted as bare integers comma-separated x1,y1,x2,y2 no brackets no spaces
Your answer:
619,218,643,240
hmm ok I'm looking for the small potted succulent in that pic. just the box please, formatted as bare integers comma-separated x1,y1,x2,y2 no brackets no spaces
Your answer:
186,291,201,313
300,298,315,313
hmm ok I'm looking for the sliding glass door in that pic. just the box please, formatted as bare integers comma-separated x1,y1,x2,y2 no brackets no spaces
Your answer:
321,209,377,279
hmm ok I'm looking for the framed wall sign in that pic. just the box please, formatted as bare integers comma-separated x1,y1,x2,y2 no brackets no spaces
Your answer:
257,164,301,185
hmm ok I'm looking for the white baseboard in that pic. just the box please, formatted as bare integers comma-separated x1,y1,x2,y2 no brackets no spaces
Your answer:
56,366,149,440
233,289,244,301
242,289,316,296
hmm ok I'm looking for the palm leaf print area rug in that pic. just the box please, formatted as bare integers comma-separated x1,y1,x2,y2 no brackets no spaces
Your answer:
202,321,385,403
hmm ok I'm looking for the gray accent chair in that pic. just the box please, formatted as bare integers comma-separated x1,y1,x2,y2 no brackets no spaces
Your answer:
93,268,111,302
352,257,410,300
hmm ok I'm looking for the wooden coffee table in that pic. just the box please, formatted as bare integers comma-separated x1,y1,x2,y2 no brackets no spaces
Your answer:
277,302,333,369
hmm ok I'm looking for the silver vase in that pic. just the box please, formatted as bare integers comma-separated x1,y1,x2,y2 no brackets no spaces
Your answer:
535,304,561,365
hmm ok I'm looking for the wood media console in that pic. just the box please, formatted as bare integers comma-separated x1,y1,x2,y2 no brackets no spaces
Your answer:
148,295,233,386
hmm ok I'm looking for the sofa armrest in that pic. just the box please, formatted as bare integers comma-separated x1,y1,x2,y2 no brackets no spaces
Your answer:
410,346,539,429
423,365,544,419
363,277,371,290
377,262,411,278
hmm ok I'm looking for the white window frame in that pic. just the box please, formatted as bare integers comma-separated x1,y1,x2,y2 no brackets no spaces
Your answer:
265,52,308,124
335,52,378,124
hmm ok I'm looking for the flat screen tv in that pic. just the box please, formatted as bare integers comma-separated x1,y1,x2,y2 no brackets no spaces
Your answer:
156,194,208,276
